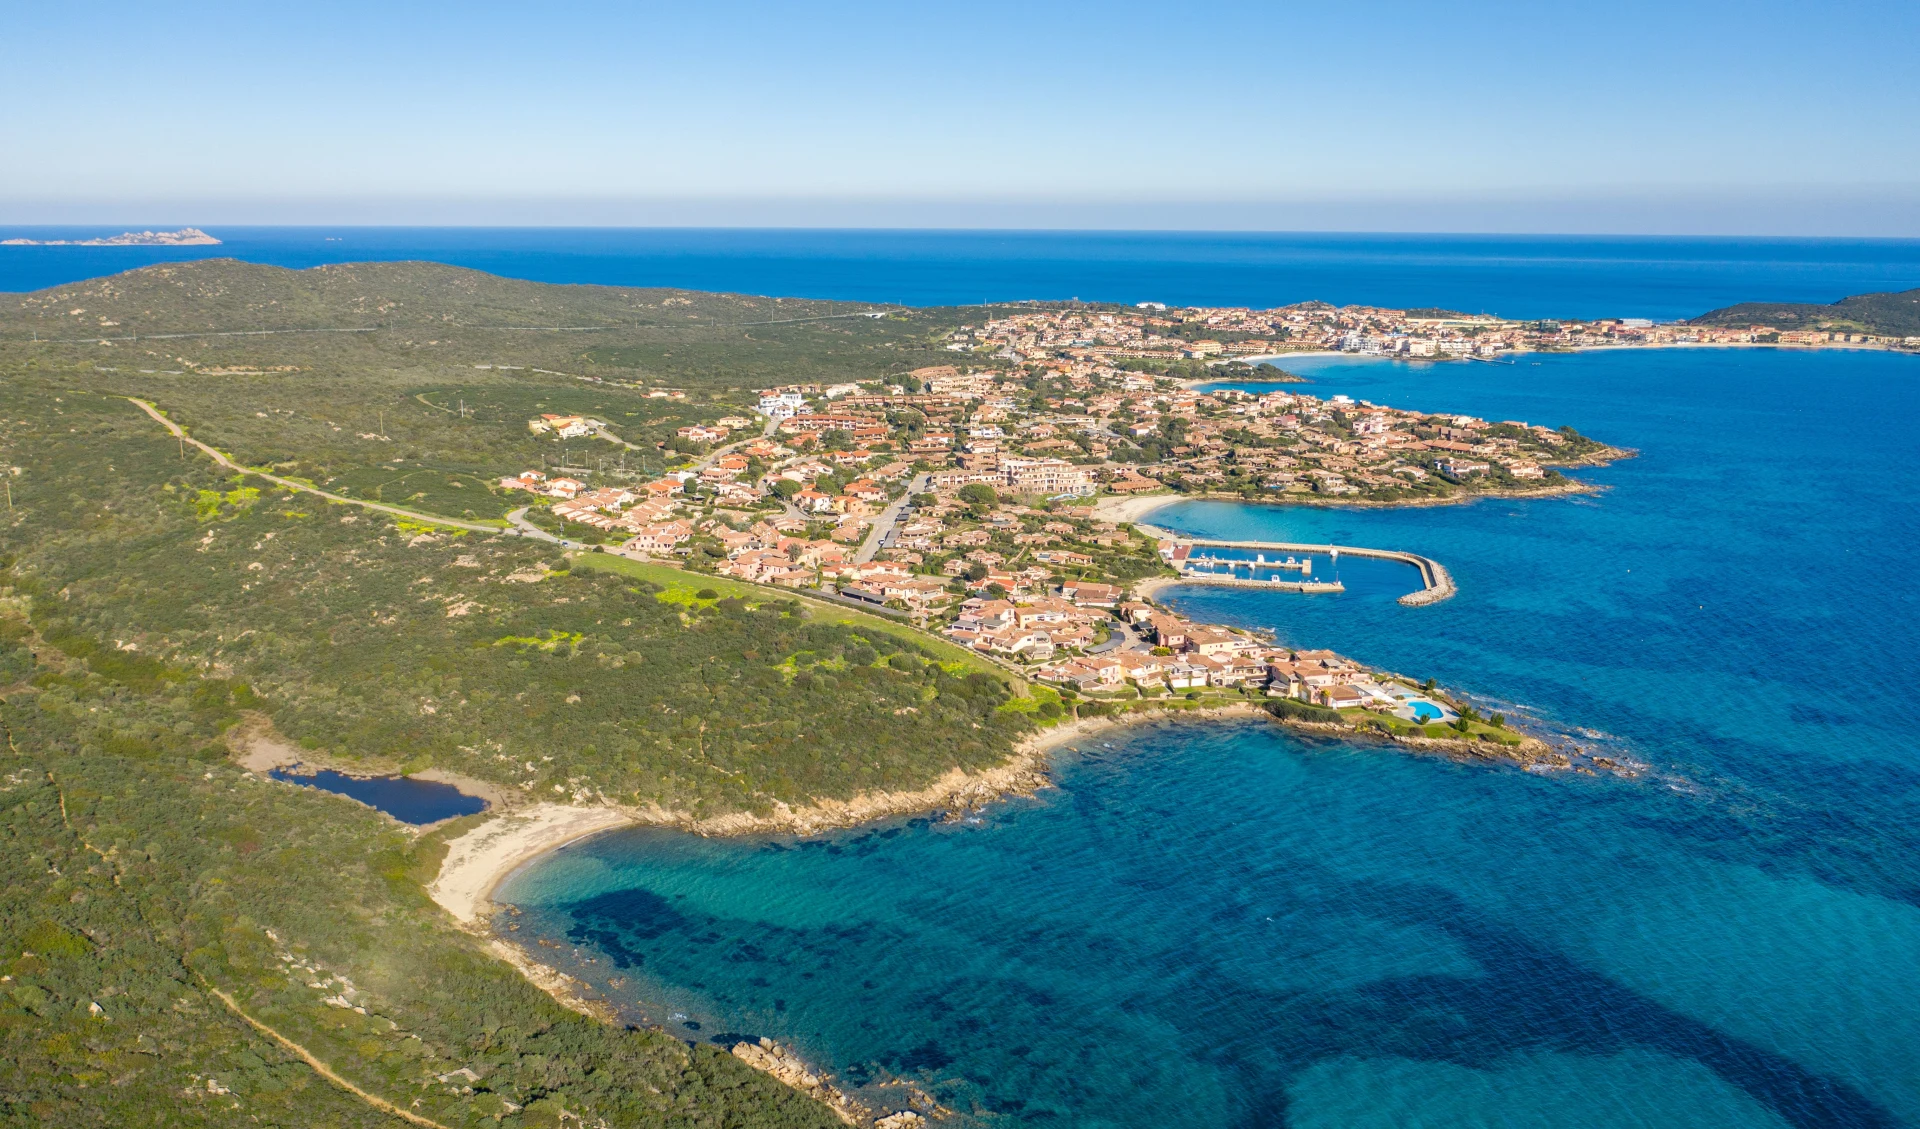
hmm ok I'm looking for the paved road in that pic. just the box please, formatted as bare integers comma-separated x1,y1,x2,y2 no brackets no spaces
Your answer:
1089,620,1140,655
504,506,569,546
853,473,929,564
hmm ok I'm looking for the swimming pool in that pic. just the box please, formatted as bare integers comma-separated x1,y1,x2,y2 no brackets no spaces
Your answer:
1407,700,1443,722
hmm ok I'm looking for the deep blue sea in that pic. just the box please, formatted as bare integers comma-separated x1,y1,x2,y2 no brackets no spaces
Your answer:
500,345,1920,1128
5,227,1920,320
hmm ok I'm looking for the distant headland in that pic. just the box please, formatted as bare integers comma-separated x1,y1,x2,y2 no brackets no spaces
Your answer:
1,227,220,247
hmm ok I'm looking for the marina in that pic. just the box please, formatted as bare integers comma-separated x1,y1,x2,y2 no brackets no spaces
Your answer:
1136,523,1455,605
1171,550,1346,594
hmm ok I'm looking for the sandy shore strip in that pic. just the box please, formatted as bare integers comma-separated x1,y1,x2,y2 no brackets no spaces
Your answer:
1089,493,1182,523
429,804,635,924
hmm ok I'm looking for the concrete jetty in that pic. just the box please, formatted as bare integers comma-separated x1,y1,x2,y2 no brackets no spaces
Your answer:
1134,524,1456,606
1173,573,1345,594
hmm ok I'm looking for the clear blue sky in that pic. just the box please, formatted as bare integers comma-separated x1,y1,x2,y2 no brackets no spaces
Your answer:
5,0,1918,234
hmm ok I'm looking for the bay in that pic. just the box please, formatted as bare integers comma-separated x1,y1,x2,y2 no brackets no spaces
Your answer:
502,345,1920,1128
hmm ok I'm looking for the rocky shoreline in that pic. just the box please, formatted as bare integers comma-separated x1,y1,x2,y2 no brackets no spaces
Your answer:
428,699,1576,928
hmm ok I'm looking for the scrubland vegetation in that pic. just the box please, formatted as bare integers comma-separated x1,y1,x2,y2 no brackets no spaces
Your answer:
0,260,1036,1126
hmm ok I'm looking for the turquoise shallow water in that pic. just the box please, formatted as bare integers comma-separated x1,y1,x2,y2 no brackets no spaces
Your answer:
501,347,1920,1128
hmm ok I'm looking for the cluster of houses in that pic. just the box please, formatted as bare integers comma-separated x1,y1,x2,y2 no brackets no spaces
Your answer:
925,569,1425,710
526,413,600,439
969,303,1919,364
703,520,947,606
685,355,1590,511
943,589,1114,659
496,470,695,553
1089,386,1581,499
1033,603,1408,708
502,385,1474,720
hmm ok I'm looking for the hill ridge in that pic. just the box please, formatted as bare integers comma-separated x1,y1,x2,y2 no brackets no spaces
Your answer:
1689,286,1920,337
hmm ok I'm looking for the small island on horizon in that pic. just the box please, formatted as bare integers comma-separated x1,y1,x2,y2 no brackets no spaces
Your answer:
1,226,220,247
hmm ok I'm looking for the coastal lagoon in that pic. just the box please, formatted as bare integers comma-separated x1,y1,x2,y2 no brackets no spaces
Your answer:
268,767,487,825
503,346,1920,1127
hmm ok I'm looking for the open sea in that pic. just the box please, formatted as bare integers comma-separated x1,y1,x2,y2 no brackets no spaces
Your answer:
14,228,1919,1125
4,227,1920,320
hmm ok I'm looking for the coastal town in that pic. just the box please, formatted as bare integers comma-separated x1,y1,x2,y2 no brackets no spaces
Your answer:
967,299,1920,359
493,353,1562,755
428,289,1920,774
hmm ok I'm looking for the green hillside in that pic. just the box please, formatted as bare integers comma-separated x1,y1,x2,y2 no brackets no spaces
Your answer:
0,261,1041,1127
2,258,969,393
1689,286,1920,337
0,259,988,526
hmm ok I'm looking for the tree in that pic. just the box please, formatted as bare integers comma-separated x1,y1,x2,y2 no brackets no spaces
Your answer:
771,478,802,500
957,483,998,507
965,562,989,582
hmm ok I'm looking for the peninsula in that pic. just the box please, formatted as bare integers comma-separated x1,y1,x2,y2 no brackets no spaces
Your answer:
970,291,1920,361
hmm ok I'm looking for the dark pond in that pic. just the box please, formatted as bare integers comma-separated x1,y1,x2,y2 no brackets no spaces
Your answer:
270,768,487,825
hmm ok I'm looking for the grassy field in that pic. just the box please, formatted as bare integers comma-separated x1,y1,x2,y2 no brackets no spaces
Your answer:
571,552,1013,683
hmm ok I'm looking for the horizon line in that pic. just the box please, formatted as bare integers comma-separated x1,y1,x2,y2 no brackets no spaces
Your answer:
5,223,1920,244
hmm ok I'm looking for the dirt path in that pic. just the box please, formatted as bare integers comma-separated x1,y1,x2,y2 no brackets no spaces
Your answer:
126,397,506,535
200,978,454,1129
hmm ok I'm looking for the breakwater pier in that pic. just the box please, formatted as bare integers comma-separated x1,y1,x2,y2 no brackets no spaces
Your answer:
1134,524,1457,606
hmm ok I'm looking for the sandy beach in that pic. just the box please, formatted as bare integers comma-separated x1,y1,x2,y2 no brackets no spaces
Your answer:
1089,493,1181,523
429,804,636,924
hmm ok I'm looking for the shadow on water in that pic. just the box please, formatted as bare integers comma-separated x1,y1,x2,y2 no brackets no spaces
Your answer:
1171,867,1901,1129
546,858,1898,1129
